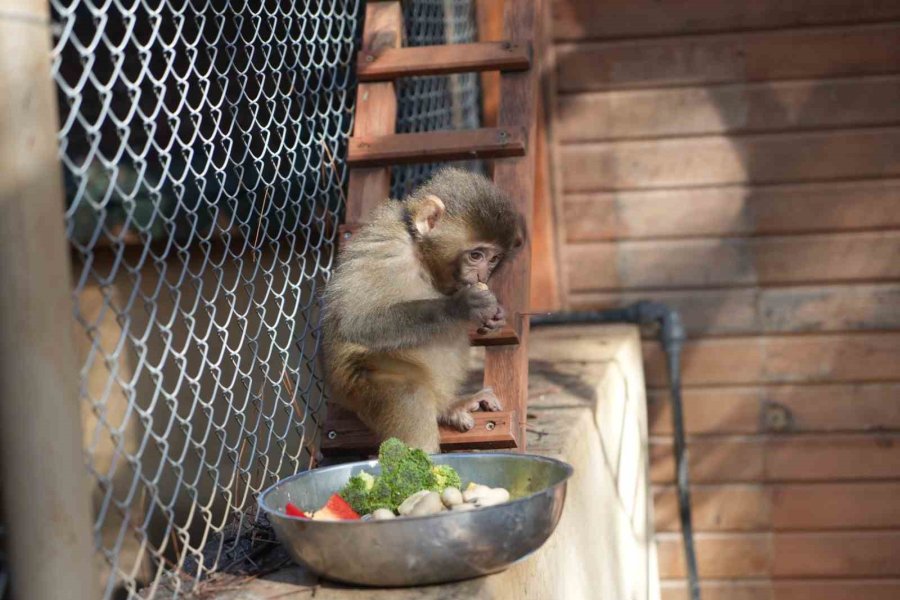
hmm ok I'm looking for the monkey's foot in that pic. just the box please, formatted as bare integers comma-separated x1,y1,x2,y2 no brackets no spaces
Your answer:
465,387,502,412
439,408,475,432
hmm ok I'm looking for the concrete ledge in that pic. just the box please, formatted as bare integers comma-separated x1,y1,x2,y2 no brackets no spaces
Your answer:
212,325,660,600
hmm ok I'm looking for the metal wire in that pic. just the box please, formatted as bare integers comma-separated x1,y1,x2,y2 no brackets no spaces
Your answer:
47,0,481,598
392,0,483,198
51,0,361,597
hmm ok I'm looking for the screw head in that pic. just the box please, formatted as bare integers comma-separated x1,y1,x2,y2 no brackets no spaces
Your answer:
327,430,338,440
485,421,496,431
365,54,374,62
343,232,351,240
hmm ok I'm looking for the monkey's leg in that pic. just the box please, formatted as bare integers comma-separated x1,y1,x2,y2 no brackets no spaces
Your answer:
438,387,502,432
359,390,442,453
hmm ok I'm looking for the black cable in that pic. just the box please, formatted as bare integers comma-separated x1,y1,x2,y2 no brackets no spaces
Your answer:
531,301,701,600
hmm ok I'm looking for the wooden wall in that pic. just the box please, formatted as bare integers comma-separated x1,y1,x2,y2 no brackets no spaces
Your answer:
547,2,900,598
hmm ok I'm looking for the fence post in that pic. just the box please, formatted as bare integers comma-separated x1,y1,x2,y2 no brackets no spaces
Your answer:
0,1,100,598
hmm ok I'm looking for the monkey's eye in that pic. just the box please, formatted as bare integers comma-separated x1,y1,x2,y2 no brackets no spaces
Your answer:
469,251,485,262
489,255,500,264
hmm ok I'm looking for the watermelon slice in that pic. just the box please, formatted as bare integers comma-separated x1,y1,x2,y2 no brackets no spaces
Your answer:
284,502,310,518
311,493,360,521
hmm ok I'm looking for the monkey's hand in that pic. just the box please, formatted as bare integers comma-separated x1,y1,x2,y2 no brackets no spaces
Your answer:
476,305,507,335
452,284,499,325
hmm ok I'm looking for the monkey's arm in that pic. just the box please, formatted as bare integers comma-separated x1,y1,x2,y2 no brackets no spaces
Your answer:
340,298,465,351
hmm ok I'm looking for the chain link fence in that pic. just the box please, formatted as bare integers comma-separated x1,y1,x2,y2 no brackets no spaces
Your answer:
42,0,481,597
392,0,483,198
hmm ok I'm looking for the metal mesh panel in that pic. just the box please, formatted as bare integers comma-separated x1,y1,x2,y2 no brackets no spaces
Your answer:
51,0,361,597
391,0,483,198
48,0,480,597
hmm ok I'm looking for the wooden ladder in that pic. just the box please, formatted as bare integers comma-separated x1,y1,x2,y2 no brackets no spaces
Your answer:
321,0,540,456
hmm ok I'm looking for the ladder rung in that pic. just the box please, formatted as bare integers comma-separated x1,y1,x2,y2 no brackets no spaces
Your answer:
358,41,531,81
348,127,526,167
321,408,520,455
469,324,519,346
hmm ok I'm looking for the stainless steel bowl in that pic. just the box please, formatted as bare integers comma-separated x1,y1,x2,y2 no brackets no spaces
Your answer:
258,452,573,587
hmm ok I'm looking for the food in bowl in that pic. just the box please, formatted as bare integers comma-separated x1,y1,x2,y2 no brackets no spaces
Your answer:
281,438,512,521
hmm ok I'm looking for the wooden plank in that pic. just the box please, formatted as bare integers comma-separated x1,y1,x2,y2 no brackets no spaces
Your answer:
662,579,900,600
483,0,542,449
651,437,766,484
772,482,900,531
347,127,526,167
774,531,900,578
649,383,900,435
661,580,770,600
345,2,403,222
774,580,900,600
571,284,900,337
556,23,900,92
643,332,900,387
654,484,771,532
476,0,505,132
0,1,103,597
320,408,519,455
357,41,530,81
560,128,900,192
557,76,900,142
656,532,771,578
650,434,900,484
553,0,900,41
654,482,900,532
566,232,900,293
469,324,519,346
529,79,561,312
562,179,900,241
658,531,900,578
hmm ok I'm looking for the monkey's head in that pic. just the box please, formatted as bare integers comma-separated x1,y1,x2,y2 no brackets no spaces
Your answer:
403,168,526,295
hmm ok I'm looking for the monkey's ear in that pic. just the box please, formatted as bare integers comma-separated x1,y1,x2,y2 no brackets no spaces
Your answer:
412,194,445,236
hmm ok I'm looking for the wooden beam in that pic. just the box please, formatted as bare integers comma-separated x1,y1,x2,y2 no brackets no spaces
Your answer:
357,41,530,81
321,408,520,456
0,1,100,598
469,324,519,346
348,127,526,167
345,2,403,223
529,77,561,312
483,0,542,450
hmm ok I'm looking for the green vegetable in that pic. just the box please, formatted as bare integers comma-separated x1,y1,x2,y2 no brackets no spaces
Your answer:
338,471,376,515
336,438,462,515
375,439,437,508
431,464,461,491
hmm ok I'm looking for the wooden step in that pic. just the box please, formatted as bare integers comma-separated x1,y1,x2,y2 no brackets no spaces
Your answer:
357,41,531,81
321,406,520,456
347,127,526,167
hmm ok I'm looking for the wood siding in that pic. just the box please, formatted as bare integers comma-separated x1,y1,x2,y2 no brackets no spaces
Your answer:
549,1,900,596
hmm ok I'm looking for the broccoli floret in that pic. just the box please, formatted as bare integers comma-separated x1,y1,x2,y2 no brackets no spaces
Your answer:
337,438,458,513
431,464,461,491
377,441,437,506
338,471,376,514
376,437,408,473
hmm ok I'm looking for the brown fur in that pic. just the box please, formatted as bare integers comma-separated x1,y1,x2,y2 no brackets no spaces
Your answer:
321,168,524,451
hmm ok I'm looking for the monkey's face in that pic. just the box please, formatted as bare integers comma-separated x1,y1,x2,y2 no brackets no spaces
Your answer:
456,243,504,287
405,169,527,295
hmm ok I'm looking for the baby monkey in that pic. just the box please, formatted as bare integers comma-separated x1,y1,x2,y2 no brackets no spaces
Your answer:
322,168,525,452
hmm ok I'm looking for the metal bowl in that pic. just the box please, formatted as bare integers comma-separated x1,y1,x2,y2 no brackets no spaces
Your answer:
258,452,573,587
